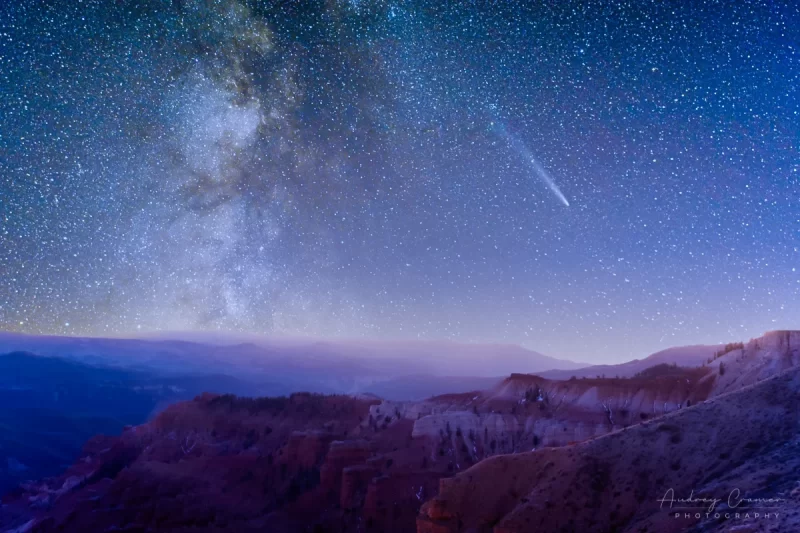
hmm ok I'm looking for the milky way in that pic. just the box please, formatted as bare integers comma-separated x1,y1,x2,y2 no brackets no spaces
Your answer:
1,0,798,362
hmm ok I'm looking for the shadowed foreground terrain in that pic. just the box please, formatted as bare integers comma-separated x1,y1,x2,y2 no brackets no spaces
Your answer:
418,366,800,533
1,331,798,532
0,352,264,497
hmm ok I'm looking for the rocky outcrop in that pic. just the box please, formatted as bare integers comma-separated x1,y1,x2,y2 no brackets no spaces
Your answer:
418,366,800,533
320,439,372,493
363,472,442,532
0,391,462,533
0,393,382,533
708,330,800,396
287,430,335,470
340,464,377,509
403,365,715,453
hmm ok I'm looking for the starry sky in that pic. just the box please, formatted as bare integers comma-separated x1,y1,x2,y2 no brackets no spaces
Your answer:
1,0,798,363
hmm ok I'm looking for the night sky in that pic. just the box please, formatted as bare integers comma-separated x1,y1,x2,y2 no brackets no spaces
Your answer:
1,0,798,363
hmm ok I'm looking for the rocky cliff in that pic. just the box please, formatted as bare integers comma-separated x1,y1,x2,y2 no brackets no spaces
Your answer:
417,365,800,533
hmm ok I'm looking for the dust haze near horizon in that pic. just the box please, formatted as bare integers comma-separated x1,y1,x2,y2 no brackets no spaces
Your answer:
1,1,798,364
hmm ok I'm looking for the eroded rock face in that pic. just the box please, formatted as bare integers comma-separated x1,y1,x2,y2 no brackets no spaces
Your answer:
0,368,724,532
0,392,464,533
708,330,800,396
1,394,381,532
5,331,799,533
287,430,335,470
320,439,372,493
340,464,377,509
404,365,715,453
417,367,800,533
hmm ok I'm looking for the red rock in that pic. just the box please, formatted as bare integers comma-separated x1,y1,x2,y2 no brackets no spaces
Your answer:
340,464,376,509
319,439,372,492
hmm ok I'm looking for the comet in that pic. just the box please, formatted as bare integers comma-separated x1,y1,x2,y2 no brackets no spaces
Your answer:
491,121,570,207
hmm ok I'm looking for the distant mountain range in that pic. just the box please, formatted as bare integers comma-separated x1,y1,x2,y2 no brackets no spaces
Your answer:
0,332,585,395
538,343,724,379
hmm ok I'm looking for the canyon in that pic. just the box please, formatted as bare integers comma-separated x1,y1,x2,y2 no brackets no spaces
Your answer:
1,331,798,532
